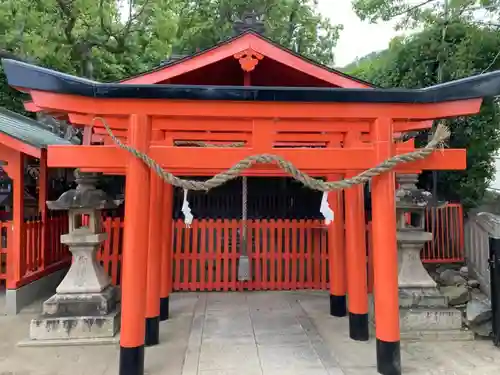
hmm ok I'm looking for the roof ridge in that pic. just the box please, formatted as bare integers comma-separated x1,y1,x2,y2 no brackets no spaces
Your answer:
118,30,376,87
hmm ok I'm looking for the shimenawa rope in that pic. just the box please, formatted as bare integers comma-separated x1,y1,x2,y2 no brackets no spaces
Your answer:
94,117,450,192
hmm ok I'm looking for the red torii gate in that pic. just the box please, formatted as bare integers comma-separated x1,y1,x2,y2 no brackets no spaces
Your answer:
4,56,500,375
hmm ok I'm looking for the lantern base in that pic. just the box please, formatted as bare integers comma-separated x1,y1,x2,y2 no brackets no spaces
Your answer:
369,292,473,341
28,285,120,343
29,309,120,342
42,285,119,316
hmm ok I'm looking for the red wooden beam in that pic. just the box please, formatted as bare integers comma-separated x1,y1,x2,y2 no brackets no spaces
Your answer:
0,132,41,158
47,144,465,171
71,113,432,133
30,91,482,120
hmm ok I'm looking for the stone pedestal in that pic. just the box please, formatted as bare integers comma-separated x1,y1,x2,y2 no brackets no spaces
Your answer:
29,231,121,342
26,171,121,345
396,230,472,341
30,287,120,341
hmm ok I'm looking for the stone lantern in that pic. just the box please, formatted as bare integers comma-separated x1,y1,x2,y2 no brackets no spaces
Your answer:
29,171,121,343
396,174,435,290
395,173,469,340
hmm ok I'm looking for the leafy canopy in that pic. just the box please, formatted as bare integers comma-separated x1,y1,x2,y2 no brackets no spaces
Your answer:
352,0,500,29
0,0,340,104
347,21,500,210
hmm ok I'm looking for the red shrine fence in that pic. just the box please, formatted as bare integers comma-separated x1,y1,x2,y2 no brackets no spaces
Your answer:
97,203,464,290
0,204,463,290
0,214,69,288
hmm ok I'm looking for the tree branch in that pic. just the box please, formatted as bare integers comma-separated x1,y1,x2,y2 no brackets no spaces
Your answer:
115,0,151,47
98,0,114,36
391,0,439,18
287,0,300,47
56,0,77,43
482,50,500,74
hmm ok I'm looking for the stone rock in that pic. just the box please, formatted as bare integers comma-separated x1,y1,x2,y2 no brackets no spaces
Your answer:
469,319,492,337
440,285,469,306
436,264,460,274
459,266,469,278
466,298,492,325
399,307,463,331
439,269,467,286
467,279,480,288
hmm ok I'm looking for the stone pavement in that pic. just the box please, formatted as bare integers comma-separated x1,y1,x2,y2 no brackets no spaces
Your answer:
1,291,500,375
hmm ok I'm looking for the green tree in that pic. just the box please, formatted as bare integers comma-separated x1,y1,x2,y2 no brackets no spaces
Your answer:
352,0,500,29
0,0,341,114
171,0,341,66
347,22,500,210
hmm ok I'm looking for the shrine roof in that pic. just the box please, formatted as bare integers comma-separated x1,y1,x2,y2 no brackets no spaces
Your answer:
0,107,72,151
3,58,500,104
120,30,375,88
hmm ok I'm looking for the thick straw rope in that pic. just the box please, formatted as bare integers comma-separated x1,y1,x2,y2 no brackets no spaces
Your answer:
94,117,449,192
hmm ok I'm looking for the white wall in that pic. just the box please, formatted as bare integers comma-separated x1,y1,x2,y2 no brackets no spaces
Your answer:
489,155,500,192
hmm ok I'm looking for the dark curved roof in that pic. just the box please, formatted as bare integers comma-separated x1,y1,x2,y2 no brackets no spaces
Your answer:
3,58,500,104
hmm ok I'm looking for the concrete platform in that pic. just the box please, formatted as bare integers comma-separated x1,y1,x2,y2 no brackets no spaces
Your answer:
0,291,499,375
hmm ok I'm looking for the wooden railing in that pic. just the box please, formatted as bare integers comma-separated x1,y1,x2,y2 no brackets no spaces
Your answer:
97,204,464,289
422,203,464,263
0,204,465,290
97,218,329,291
0,221,10,284
21,215,70,281
0,215,70,288
172,219,329,291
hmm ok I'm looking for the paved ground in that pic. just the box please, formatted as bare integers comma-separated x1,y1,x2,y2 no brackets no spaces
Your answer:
0,291,500,375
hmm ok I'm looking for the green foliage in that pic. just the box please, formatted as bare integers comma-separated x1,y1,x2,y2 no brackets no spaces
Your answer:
0,0,340,114
352,0,500,29
171,0,341,66
347,22,500,210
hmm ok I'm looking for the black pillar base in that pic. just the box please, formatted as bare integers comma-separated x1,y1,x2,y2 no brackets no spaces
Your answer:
329,294,347,317
348,312,369,341
160,296,169,321
119,345,145,375
145,316,160,346
376,339,401,375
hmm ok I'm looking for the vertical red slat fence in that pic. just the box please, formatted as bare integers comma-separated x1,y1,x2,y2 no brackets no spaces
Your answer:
421,203,464,263
92,203,464,290
0,222,10,285
20,214,70,286
0,214,70,288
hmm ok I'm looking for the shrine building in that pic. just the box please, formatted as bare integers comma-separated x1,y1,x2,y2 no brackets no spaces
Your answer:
2,25,500,375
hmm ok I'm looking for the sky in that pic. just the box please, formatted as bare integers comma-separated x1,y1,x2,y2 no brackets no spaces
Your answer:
317,0,400,67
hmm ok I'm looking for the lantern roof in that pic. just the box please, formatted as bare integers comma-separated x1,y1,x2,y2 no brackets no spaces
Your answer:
47,171,120,211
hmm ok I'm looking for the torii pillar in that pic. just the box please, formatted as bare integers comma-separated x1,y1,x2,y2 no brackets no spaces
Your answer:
344,132,369,341
371,117,401,375
119,115,151,375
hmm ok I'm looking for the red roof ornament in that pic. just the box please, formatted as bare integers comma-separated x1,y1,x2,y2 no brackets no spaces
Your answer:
233,48,264,72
